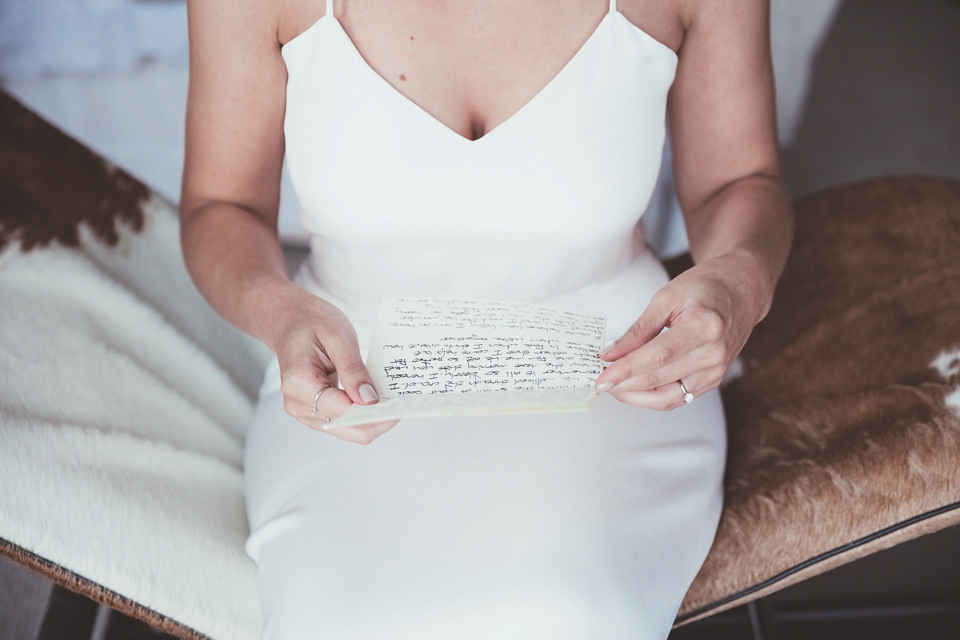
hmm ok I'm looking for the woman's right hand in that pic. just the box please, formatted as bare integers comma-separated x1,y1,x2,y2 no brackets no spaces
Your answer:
271,291,397,445
180,0,392,444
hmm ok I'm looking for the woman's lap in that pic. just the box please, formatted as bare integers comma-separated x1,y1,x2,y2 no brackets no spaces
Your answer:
244,386,725,640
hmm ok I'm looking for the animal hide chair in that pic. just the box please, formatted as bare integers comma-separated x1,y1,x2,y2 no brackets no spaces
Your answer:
1,91,959,639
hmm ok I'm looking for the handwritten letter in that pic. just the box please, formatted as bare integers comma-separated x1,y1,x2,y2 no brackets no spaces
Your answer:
330,298,606,427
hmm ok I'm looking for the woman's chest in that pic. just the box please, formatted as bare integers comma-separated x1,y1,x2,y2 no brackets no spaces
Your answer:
278,0,682,141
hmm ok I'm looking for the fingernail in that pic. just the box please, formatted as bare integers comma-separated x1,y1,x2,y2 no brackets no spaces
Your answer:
596,381,613,393
359,383,379,404
597,344,613,357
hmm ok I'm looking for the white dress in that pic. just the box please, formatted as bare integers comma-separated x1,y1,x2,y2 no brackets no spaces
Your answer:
243,0,727,638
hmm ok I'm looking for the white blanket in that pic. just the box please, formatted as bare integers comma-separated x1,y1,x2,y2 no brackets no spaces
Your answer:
0,192,270,639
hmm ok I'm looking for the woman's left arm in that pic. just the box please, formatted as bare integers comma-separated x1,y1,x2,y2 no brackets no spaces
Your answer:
595,0,793,409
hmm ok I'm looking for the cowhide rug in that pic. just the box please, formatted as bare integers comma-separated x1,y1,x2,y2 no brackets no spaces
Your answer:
0,91,270,639
1,88,959,637
674,175,960,622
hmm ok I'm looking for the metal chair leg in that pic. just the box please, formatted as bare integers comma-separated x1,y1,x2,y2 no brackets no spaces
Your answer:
90,604,113,640
747,598,779,640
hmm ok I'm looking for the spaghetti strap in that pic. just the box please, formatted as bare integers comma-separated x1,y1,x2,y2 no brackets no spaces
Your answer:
609,0,618,14
325,0,334,19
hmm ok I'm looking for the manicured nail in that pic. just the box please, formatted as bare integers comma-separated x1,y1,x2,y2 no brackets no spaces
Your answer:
359,383,379,404
596,381,614,393
597,344,613,357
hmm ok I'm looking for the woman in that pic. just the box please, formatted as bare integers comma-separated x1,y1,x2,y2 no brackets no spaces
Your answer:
181,0,792,637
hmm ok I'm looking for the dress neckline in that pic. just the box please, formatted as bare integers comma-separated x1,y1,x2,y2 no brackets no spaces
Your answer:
282,10,677,144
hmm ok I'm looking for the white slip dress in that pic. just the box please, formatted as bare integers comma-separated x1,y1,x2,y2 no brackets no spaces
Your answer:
243,0,727,638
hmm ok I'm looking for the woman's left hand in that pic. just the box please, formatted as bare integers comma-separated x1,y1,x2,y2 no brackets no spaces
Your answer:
594,254,771,410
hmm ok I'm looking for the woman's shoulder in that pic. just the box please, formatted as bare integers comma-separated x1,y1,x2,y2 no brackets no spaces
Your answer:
188,0,318,50
617,0,769,55
615,0,683,53
276,0,327,47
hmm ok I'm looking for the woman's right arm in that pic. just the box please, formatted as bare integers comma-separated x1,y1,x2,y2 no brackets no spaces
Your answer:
181,0,394,443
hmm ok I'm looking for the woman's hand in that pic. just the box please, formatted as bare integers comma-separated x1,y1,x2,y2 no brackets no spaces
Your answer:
594,252,771,411
271,291,397,444
600,0,792,412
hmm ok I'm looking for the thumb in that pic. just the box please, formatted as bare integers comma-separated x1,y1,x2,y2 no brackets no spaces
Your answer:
599,296,671,361
323,333,380,405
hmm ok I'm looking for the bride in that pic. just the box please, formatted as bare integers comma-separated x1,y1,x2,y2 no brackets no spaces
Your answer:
180,0,792,637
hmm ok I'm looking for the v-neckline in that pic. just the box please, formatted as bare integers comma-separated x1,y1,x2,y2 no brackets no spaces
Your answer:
290,11,619,144
282,9,678,144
